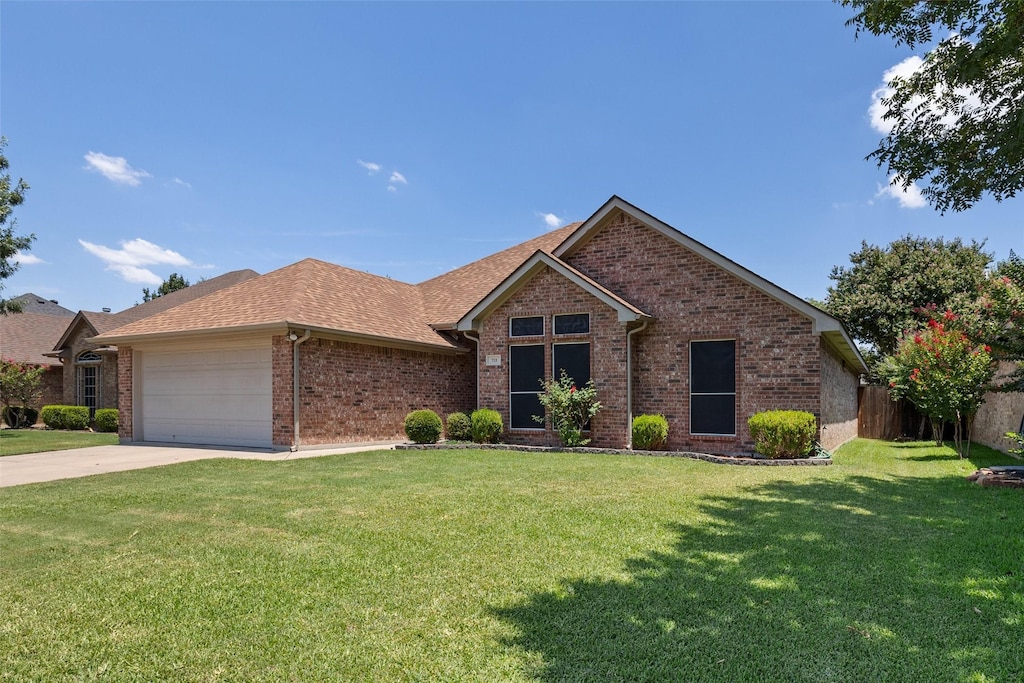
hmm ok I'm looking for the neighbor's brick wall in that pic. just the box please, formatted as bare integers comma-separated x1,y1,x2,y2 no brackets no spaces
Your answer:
819,339,860,452
563,212,824,454
973,361,1024,453
477,266,630,448
117,346,133,440
38,367,64,410
271,335,476,447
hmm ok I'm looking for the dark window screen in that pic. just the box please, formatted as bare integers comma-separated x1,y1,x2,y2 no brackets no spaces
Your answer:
510,316,544,337
510,345,545,428
690,340,736,435
552,343,590,386
554,313,590,335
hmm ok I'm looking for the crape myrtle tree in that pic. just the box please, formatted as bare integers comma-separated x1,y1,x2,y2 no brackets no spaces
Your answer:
838,0,1024,212
0,137,34,315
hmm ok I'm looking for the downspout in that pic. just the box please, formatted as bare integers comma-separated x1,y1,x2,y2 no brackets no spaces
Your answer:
290,329,312,452
626,320,649,449
463,330,481,409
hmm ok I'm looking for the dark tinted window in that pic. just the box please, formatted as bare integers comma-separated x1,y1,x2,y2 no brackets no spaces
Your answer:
554,313,590,335
510,344,545,428
510,316,544,337
552,343,590,386
690,340,736,435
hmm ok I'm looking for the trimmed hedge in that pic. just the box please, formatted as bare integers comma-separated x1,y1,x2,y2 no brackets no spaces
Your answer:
445,412,472,442
404,409,443,444
470,408,503,444
632,414,669,450
748,410,817,458
40,405,91,431
94,408,119,433
2,406,39,429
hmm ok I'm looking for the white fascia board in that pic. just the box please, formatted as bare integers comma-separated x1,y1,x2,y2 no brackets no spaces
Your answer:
457,251,645,331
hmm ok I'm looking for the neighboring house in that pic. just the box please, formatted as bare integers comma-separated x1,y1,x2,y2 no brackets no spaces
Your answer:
95,197,867,454
0,294,76,407
44,270,260,412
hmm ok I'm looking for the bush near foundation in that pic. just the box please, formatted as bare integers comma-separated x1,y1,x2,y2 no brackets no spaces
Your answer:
470,408,503,444
94,409,119,433
632,414,669,450
404,410,443,444
748,410,817,458
445,412,472,442
40,405,91,431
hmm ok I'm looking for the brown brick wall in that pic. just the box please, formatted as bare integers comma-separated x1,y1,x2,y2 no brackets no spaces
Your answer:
477,267,630,448
272,335,476,447
973,361,1024,453
819,339,859,451
117,346,133,440
560,212,824,454
38,367,64,409
61,324,118,410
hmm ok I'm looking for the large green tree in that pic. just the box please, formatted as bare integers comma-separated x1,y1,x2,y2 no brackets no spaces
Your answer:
142,272,190,302
0,137,34,315
825,235,991,356
839,0,1024,212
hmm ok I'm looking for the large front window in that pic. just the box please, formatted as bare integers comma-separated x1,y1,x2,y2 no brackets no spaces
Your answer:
510,344,545,429
690,340,736,435
76,351,102,409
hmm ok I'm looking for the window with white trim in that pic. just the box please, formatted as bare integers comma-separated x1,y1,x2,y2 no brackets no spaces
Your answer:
553,313,590,335
76,350,102,409
690,340,736,436
510,316,544,338
510,344,545,429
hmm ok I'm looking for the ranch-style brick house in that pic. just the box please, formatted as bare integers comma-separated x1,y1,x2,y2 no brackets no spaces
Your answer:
94,197,867,453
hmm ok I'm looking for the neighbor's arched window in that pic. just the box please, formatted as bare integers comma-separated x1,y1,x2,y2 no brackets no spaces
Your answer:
76,351,102,409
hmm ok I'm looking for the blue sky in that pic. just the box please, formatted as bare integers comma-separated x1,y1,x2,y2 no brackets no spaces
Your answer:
2,1,1020,314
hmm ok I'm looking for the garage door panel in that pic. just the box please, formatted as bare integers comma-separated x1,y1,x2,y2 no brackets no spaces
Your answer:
141,345,272,448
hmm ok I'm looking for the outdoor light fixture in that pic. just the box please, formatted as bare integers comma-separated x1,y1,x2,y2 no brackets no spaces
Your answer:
288,332,299,341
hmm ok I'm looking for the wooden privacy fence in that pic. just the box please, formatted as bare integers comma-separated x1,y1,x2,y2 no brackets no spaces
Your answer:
858,385,904,440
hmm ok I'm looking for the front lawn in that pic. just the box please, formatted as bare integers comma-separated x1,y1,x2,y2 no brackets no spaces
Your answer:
1,440,1021,681
0,428,119,456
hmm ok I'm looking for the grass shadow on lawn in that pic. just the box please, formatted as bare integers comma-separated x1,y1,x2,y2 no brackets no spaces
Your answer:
494,473,1023,682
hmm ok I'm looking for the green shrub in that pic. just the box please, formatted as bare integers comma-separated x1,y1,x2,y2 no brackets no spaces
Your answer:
2,406,39,428
40,405,91,431
94,408,119,433
445,412,472,442
748,410,817,458
404,409,443,444
632,414,669,450
470,408,503,444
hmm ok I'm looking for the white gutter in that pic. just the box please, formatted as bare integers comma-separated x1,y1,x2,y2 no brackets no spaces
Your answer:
463,330,481,409
626,320,649,449
291,329,312,451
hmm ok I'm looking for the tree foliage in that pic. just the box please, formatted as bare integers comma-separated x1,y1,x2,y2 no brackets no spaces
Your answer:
0,137,34,315
142,272,190,302
534,370,602,447
882,312,995,456
825,235,991,356
0,359,46,425
839,0,1024,212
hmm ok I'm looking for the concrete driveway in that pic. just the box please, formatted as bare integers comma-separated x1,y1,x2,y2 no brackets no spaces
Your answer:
0,442,399,487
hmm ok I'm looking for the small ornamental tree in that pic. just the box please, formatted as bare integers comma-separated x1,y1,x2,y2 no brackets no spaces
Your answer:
885,311,995,457
534,370,601,447
0,358,45,427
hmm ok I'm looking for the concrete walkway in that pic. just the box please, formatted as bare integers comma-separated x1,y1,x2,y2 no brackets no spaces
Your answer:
0,442,400,487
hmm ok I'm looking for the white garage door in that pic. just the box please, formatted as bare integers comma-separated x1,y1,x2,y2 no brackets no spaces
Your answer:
141,345,273,448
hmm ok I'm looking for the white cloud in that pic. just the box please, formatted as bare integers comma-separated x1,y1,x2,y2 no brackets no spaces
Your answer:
876,175,927,209
358,160,382,175
83,151,152,186
387,185,397,193
539,212,563,228
171,177,192,189
389,171,407,185
13,251,44,265
79,238,195,284
869,52,982,135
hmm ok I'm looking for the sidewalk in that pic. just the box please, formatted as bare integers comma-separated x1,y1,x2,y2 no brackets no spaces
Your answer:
0,442,399,487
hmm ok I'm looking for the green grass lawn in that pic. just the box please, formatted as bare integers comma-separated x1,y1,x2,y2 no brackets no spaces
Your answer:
1,440,1021,682
0,428,119,456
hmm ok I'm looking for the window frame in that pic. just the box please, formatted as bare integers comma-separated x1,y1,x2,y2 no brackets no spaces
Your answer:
689,339,737,437
553,312,591,336
509,315,544,339
509,343,546,430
